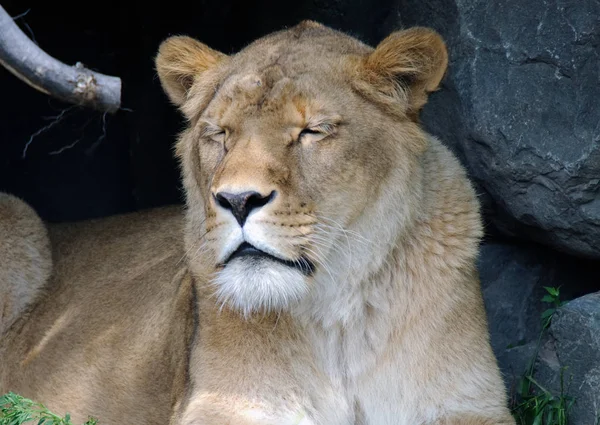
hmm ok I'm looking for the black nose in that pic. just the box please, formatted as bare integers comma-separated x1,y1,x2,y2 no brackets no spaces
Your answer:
214,190,276,226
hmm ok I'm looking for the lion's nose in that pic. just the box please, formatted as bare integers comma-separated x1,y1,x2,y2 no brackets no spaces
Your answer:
214,190,276,226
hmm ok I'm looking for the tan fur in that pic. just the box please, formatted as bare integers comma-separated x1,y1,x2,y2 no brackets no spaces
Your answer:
0,21,515,425
0,193,51,335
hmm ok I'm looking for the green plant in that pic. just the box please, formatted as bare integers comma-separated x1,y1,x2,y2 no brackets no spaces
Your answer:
540,287,566,330
511,286,574,425
513,367,574,425
0,392,98,425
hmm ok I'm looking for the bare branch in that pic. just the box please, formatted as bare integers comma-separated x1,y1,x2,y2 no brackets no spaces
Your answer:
0,5,121,113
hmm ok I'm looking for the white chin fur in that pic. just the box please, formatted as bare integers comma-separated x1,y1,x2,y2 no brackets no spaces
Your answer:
214,258,309,317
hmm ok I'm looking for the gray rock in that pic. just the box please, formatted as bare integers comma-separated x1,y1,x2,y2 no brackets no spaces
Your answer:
479,244,546,363
550,293,600,424
478,243,598,395
535,293,600,425
398,0,600,258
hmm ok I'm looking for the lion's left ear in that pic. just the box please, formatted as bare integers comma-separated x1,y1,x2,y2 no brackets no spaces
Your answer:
356,27,448,117
155,36,228,108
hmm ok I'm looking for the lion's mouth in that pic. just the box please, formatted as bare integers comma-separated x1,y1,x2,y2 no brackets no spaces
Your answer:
225,242,315,275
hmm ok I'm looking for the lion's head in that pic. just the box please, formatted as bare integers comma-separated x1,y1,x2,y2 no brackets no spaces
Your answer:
155,21,448,316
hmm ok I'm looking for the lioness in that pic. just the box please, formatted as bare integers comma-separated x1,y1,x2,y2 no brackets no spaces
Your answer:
0,21,515,425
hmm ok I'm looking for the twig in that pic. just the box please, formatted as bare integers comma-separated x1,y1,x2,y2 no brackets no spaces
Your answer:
22,106,76,158
48,138,82,155
22,22,36,45
11,9,30,20
85,112,109,155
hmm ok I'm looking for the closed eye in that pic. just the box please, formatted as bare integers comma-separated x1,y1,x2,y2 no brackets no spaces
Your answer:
299,128,321,137
200,122,227,144
208,130,226,143
298,124,337,143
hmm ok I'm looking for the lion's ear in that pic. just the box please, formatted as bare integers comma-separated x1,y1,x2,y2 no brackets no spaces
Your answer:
155,36,227,107
359,27,448,116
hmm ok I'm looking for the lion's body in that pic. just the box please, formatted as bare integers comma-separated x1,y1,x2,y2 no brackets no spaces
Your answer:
0,193,52,336
0,206,193,425
1,21,515,425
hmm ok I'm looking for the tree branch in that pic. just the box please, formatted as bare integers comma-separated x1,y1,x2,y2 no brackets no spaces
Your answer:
0,5,121,113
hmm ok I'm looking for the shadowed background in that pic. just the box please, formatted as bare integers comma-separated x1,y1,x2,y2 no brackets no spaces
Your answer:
0,0,399,222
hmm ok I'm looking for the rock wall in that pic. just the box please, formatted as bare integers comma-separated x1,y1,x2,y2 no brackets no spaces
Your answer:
480,242,599,423
541,294,600,425
398,0,600,259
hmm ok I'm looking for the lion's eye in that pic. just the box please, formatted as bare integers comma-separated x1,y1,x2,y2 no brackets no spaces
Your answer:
200,123,227,145
298,125,334,143
209,130,226,144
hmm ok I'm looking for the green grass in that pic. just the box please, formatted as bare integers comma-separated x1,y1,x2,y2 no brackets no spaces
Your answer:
511,286,575,425
0,392,97,425
512,368,574,425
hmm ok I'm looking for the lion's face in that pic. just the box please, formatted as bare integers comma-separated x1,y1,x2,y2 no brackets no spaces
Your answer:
156,21,447,315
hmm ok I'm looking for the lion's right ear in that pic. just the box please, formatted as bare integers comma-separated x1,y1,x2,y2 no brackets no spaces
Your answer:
155,36,227,107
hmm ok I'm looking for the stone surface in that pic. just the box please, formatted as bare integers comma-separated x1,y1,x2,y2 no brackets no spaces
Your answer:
399,0,600,258
537,293,600,425
479,242,600,422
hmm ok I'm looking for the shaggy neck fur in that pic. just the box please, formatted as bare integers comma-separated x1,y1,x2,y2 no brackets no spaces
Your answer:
290,135,483,381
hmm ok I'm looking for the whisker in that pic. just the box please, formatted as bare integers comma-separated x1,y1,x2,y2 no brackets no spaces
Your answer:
175,217,208,266
313,225,354,261
186,226,215,265
312,259,338,288
300,244,337,287
312,214,374,245
315,222,372,247
285,226,337,286
315,223,374,247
